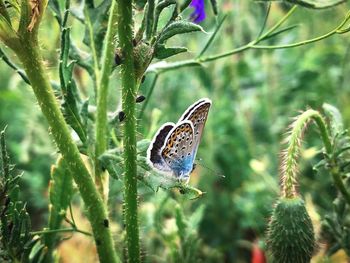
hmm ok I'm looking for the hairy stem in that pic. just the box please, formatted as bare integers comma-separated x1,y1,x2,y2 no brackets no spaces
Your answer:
95,0,118,201
282,109,350,205
281,110,329,198
117,0,141,262
15,39,120,263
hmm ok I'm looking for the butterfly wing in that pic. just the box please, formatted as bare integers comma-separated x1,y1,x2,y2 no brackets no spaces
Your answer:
180,98,211,157
179,98,207,120
161,121,195,180
147,122,175,173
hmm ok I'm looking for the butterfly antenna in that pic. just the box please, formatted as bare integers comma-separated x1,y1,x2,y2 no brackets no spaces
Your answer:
195,159,225,179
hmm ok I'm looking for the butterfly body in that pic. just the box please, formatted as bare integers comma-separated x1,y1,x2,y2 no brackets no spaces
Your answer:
147,98,211,183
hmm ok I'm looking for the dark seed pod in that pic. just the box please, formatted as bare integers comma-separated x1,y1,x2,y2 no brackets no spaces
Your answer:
267,197,315,263
136,95,146,103
118,111,126,122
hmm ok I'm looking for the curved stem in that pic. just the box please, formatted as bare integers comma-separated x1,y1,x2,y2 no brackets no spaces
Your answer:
31,227,92,236
117,0,141,262
95,0,118,201
281,110,315,198
147,7,350,74
15,40,120,263
281,110,331,197
281,109,350,204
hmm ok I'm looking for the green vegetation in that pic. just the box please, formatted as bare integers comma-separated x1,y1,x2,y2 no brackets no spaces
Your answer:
1,0,350,262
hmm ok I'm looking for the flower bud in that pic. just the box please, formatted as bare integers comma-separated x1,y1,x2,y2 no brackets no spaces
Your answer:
267,197,315,263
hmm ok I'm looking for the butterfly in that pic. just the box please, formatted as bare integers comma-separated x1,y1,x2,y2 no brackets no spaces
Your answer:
147,98,211,183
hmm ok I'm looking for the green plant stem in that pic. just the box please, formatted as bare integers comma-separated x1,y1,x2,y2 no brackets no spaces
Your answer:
313,117,350,206
31,228,92,236
282,110,327,198
330,165,350,205
84,7,100,94
117,0,141,262
138,73,158,120
310,114,350,205
0,47,30,84
259,5,297,41
95,0,118,201
147,7,350,73
281,109,350,204
197,15,227,58
15,39,120,263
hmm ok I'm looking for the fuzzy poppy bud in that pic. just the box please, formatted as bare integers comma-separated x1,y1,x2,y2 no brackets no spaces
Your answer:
267,197,315,263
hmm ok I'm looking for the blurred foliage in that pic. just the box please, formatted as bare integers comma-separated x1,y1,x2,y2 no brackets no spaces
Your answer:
1,0,350,262
0,129,47,262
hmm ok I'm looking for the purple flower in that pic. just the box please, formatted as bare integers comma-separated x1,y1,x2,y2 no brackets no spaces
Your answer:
190,0,206,23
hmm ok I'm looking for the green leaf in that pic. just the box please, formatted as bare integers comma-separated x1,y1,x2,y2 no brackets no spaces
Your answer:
175,205,187,242
154,44,187,59
28,239,46,263
154,20,203,59
177,185,205,200
153,0,176,34
0,47,30,85
157,20,204,44
0,16,18,49
0,0,11,24
45,157,74,250
0,129,34,262
0,129,10,181
146,0,155,40
83,0,111,58
134,0,147,9
188,204,205,229
98,152,123,180
47,0,62,24
209,0,218,15
137,139,151,154
322,103,344,138
59,28,87,144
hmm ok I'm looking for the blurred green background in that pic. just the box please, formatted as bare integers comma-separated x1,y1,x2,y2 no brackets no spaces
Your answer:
1,0,350,262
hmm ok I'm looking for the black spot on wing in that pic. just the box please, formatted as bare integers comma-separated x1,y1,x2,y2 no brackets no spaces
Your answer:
150,124,174,165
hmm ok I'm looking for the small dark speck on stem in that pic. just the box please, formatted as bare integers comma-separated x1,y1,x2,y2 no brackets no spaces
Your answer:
115,53,122,66
136,95,146,103
118,111,126,122
104,219,109,228
141,75,146,83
